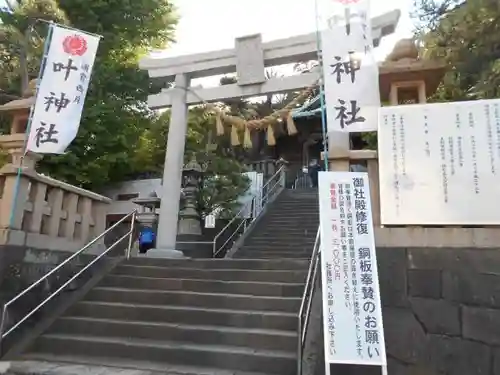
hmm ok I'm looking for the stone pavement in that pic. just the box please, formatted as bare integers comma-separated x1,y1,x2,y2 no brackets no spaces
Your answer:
4,361,198,375
3,360,271,375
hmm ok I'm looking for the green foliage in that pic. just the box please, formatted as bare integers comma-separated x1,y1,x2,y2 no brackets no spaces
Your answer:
130,100,251,220
132,107,250,218
0,0,178,190
0,0,249,217
415,0,500,101
0,0,69,95
34,0,178,190
361,132,377,150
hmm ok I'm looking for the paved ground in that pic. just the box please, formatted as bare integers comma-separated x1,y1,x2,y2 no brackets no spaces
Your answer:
3,360,270,375
4,361,189,375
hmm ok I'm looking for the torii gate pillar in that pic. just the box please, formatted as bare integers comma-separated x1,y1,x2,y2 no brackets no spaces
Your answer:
157,74,190,250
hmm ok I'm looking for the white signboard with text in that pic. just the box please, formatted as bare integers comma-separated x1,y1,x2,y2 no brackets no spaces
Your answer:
239,172,264,219
27,25,100,154
379,99,500,225
320,0,381,133
318,172,386,366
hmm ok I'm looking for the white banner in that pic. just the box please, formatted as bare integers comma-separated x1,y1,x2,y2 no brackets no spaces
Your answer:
27,25,100,154
320,0,380,133
318,171,386,366
379,100,500,225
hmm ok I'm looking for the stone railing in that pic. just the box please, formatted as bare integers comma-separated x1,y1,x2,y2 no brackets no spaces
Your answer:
0,164,111,253
328,150,500,248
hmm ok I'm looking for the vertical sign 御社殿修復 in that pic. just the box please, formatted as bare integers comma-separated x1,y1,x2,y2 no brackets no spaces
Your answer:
318,171,387,366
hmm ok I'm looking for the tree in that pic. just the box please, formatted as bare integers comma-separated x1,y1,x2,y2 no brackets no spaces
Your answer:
0,0,178,190
132,107,250,219
414,0,500,101
35,0,178,190
0,0,68,96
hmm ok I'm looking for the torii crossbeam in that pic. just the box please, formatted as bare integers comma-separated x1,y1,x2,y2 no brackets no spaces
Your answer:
139,9,401,252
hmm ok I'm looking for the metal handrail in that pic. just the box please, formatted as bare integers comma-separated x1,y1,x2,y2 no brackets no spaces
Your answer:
297,226,321,375
0,210,137,345
212,165,286,257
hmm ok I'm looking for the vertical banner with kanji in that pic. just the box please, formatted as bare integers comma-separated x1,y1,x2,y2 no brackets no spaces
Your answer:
318,171,386,366
319,0,381,133
27,25,100,154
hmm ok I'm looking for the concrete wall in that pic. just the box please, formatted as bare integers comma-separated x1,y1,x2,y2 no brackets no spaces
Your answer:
0,246,105,341
102,179,162,216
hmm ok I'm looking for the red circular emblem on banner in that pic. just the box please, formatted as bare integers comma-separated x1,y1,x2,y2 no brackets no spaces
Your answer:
62,35,88,56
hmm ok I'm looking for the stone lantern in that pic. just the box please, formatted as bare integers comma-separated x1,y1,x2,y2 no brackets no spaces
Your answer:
178,158,205,236
0,80,42,171
379,38,447,105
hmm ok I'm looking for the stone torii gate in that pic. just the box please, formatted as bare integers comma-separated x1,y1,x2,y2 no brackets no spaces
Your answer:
139,9,401,252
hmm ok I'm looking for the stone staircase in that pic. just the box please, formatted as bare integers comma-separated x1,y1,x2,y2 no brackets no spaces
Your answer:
13,189,319,374
234,189,319,259
18,257,308,375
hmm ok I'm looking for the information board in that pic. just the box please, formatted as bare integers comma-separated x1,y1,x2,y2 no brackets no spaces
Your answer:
379,99,500,225
318,172,386,366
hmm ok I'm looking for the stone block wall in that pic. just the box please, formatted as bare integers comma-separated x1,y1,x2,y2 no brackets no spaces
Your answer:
378,247,500,375
0,246,108,352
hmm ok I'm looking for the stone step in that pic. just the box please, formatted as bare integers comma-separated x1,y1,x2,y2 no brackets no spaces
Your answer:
245,234,317,240
86,288,301,312
112,265,307,284
126,258,309,271
30,334,296,375
16,354,277,375
237,246,313,254
234,252,311,260
268,205,317,209
262,215,319,221
269,207,318,213
239,246,314,254
67,301,298,331
100,275,304,297
243,239,316,247
268,204,319,209
254,228,319,236
51,316,297,352
262,218,319,224
263,217,319,223
273,199,317,204
265,214,318,220
257,222,318,229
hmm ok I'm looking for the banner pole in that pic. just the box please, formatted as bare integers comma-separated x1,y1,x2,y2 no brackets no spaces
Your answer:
314,0,330,172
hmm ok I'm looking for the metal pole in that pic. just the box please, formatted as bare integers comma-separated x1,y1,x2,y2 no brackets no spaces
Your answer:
297,317,303,375
0,305,7,349
126,211,136,259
